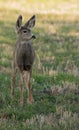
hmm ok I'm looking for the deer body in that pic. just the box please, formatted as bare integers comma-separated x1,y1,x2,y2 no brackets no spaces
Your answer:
11,15,36,105
15,40,35,71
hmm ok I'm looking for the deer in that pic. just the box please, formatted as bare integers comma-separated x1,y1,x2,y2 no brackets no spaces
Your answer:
11,15,36,106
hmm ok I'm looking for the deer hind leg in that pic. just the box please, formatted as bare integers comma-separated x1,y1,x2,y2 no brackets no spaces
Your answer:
25,71,34,104
19,71,24,106
11,66,16,99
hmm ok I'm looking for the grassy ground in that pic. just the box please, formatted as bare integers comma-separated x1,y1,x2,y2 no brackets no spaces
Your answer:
0,0,79,130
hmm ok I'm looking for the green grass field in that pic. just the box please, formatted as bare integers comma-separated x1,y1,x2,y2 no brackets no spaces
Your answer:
0,0,79,130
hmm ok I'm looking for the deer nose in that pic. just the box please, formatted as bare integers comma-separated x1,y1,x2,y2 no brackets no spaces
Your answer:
32,35,36,39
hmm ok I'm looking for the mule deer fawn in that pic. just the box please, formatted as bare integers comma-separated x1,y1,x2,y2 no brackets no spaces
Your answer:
11,15,36,105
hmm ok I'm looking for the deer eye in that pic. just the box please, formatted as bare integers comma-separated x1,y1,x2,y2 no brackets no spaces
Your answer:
23,30,28,33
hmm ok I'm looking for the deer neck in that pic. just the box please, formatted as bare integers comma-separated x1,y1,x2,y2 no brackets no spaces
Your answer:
17,36,31,45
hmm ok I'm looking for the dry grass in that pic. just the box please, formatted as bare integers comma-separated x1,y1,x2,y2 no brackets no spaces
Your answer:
0,0,79,14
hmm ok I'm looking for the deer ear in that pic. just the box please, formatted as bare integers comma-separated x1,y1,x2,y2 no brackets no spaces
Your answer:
16,15,22,31
24,15,36,29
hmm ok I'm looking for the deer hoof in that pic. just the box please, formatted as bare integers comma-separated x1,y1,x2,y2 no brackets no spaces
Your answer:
27,96,34,104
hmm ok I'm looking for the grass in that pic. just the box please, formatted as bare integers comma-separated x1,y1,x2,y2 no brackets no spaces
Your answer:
0,0,79,130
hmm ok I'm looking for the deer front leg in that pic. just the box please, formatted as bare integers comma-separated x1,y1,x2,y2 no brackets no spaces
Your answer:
27,71,34,104
11,67,16,99
19,72,23,106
